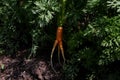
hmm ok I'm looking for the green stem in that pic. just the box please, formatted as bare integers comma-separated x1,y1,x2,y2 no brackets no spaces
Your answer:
58,0,67,27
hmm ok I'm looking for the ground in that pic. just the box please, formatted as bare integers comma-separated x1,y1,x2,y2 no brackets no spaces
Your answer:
0,55,62,80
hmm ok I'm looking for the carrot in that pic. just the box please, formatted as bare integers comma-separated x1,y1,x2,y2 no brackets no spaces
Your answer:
50,0,67,73
50,27,65,73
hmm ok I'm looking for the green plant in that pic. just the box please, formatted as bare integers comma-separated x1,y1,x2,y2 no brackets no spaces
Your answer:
29,0,59,58
107,0,120,13
0,0,59,57
63,15,120,80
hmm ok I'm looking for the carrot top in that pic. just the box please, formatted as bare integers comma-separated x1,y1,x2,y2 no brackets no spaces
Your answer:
57,0,67,27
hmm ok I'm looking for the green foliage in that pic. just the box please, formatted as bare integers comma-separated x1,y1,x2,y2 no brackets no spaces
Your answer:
0,0,59,57
63,58,80,80
32,0,59,26
83,0,100,12
0,0,33,54
28,0,59,57
64,15,120,79
82,0,108,16
96,16,120,65
85,16,120,65
107,0,120,13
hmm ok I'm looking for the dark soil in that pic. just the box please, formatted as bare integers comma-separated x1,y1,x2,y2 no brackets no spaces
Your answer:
0,55,62,80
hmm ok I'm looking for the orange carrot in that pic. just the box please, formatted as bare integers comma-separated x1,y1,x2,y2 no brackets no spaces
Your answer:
50,0,67,74
50,27,65,73
56,27,63,41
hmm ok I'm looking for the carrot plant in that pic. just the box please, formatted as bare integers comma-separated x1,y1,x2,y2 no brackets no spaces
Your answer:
50,0,67,73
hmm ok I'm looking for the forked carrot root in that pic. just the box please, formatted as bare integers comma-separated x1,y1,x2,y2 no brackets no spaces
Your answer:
50,27,65,73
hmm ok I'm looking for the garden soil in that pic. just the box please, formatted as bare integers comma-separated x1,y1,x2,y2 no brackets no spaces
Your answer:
0,55,62,80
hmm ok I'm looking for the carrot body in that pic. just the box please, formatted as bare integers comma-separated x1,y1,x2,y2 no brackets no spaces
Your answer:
57,27,65,63
56,27,63,41
50,27,65,73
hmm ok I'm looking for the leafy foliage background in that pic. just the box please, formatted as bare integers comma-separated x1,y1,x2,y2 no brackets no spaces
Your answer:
0,0,120,80
0,0,59,57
